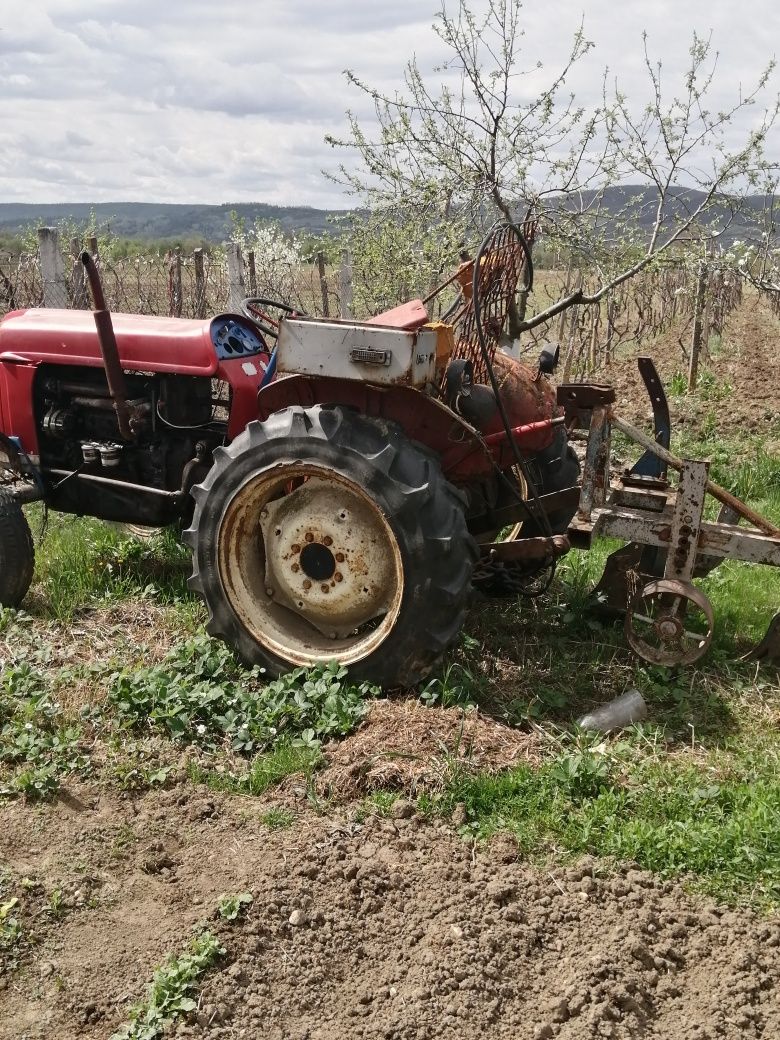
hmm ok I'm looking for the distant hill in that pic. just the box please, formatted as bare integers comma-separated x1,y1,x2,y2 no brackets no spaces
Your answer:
0,188,772,246
0,202,350,242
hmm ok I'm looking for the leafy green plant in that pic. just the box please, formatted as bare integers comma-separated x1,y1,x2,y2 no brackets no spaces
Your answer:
0,662,89,799
111,930,224,1040
110,637,376,754
419,663,480,709
217,891,253,921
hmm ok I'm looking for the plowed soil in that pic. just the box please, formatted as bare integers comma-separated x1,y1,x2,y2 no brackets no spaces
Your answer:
2,783,778,1040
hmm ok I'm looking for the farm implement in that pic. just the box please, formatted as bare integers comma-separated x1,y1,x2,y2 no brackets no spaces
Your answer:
0,221,777,684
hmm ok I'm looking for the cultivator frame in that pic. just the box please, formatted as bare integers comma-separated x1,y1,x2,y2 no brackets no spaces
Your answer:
561,366,780,666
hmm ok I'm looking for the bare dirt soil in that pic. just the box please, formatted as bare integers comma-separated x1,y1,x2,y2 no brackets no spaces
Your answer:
2,782,778,1040
591,292,780,446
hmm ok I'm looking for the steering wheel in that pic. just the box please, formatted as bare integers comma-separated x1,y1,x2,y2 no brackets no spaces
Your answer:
240,297,301,340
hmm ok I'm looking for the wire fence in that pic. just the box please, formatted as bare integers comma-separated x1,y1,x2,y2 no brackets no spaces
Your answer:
0,227,749,388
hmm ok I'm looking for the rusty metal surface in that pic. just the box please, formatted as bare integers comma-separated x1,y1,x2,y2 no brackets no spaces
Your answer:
610,412,780,539
578,405,611,521
573,506,780,568
450,224,532,385
476,351,560,459
217,464,404,667
625,577,715,667
81,253,134,442
479,534,570,563
664,460,709,583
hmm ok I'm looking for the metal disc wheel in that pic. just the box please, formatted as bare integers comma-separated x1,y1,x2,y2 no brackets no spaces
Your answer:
185,405,477,687
625,578,714,667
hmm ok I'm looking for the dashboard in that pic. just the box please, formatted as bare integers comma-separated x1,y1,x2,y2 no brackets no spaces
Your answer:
211,316,271,362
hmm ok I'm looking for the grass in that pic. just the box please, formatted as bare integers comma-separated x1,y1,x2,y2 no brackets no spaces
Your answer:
426,731,780,906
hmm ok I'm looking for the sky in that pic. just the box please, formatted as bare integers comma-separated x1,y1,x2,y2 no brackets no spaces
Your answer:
0,0,777,208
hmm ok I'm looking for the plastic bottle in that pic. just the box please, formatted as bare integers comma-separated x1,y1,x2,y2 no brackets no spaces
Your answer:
577,689,647,733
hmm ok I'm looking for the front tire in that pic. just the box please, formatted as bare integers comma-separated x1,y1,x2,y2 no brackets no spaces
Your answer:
184,405,477,687
0,491,34,608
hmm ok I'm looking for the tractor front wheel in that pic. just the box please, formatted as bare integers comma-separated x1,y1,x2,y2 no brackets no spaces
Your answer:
185,405,477,687
0,490,34,608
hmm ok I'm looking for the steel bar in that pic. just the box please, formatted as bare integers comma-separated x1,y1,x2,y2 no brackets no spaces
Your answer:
43,468,182,499
610,412,780,538
572,506,780,568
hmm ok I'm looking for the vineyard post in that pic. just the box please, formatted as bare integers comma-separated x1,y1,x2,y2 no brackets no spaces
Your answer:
194,248,207,319
688,259,708,391
168,247,183,318
37,228,68,309
70,236,87,309
226,243,245,313
247,250,257,296
87,235,99,260
316,251,330,317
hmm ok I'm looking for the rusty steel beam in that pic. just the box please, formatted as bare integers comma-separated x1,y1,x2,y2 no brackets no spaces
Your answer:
574,507,780,568
480,534,570,562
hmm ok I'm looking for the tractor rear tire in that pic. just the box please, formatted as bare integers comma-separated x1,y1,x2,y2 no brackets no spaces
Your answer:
0,490,34,608
184,405,478,687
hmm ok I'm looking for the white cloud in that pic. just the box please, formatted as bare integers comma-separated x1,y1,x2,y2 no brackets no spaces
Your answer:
0,0,776,206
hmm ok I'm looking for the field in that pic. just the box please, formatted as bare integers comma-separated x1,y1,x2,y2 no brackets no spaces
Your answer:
1,291,779,1039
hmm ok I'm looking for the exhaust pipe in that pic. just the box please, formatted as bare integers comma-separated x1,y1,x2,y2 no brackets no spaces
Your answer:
80,252,134,441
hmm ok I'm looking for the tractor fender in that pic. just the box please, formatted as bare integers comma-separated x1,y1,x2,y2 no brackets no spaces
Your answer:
255,374,498,481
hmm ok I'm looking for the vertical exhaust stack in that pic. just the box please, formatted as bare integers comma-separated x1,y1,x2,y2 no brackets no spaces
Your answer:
80,251,134,441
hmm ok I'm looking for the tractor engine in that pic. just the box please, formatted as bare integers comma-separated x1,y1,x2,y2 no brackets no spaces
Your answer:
33,365,225,526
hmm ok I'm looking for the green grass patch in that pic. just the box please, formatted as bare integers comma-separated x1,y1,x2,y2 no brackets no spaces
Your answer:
29,512,192,618
188,741,321,797
429,734,780,907
110,636,377,754
0,657,90,799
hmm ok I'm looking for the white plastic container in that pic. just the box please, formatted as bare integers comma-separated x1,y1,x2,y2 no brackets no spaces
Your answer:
577,689,648,733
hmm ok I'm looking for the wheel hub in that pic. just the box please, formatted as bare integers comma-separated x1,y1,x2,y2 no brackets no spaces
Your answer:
299,541,336,581
260,477,400,639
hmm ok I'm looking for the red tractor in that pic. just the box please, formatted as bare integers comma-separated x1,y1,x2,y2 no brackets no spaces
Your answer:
0,224,579,686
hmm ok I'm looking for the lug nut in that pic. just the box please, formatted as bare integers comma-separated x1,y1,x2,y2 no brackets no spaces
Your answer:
291,563,300,573
323,535,333,546
291,543,301,554
305,532,314,543
303,579,312,590
321,584,330,594
334,572,343,582
335,552,345,563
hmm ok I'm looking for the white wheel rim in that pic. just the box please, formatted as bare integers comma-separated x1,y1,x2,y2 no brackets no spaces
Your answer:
217,464,405,667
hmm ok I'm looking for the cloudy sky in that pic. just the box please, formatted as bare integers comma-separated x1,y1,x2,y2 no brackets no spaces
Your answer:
1,1,777,207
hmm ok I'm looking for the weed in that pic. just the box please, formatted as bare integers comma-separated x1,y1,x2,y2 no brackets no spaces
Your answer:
111,638,376,754
0,896,22,970
419,663,480,708
188,741,321,797
217,891,253,921
0,662,89,799
46,889,67,920
260,807,295,830
111,929,224,1040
